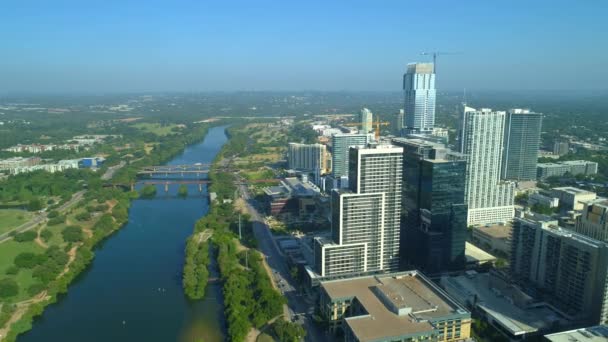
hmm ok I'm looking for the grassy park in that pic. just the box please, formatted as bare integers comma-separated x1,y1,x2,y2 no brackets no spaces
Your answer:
0,210,33,235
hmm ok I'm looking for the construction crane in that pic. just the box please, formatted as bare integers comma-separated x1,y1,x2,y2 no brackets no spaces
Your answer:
344,118,390,140
420,51,459,73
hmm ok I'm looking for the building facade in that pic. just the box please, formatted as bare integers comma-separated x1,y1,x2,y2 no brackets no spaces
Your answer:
537,160,599,180
319,271,471,342
359,107,373,134
331,133,371,178
501,108,542,181
315,144,403,277
510,216,608,325
458,106,515,225
287,142,328,173
575,199,608,242
403,63,436,134
393,138,468,274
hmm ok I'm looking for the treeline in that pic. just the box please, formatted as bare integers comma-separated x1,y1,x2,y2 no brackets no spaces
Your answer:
216,236,285,342
0,168,101,203
182,236,210,300
3,187,133,342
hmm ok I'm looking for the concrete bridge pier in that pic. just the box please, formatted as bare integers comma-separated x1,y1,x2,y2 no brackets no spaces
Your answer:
131,183,134,191
164,182,169,193
198,183,203,192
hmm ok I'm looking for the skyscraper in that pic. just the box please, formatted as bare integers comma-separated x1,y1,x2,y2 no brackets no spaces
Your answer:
315,144,403,277
501,108,542,181
331,133,371,178
575,198,608,242
459,106,514,225
403,63,436,134
393,138,468,274
359,107,373,134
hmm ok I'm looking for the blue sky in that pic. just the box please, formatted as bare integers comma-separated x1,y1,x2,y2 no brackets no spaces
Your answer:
1,0,606,92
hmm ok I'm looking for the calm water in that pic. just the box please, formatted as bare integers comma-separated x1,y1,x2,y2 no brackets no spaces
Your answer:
19,125,229,342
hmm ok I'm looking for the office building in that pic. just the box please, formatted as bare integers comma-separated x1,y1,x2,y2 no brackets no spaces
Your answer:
331,133,371,178
502,108,542,181
470,224,512,257
537,160,598,179
319,271,471,342
553,141,570,156
510,216,608,325
315,144,403,277
550,187,597,211
287,142,328,173
392,138,467,274
575,199,608,242
528,192,560,208
458,106,515,225
359,107,373,133
403,63,436,134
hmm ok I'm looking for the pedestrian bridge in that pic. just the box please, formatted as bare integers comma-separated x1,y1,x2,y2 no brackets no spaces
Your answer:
137,164,211,176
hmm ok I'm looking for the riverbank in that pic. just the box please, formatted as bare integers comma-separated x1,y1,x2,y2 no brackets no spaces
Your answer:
0,124,223,342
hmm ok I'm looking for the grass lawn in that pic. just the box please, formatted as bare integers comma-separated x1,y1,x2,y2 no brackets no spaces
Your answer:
0,209,33,235
257,333,275,342
0,240,45,274
243,169,275,181
133,123,179,136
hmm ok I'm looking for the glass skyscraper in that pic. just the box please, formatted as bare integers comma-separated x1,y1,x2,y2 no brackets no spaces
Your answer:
393,138,467,274
331,133,370,178
501,108,542,181
403,63,436,133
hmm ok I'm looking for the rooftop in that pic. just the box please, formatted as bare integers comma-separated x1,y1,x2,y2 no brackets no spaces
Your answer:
441,272,568,337
552,186,596,195
321,271,469,341
472,224,512,239
545,325,608,342
465,242,497,264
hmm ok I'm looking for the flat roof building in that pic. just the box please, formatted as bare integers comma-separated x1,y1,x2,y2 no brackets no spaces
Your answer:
537,160,598,180
544,325,608,341
550,186,597,211
319,270,471,342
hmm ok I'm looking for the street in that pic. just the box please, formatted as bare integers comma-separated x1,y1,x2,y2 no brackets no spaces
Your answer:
238,182,330,342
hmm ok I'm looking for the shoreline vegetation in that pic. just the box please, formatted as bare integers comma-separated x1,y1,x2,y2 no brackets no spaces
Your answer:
181,123,288,342
0,123,216,341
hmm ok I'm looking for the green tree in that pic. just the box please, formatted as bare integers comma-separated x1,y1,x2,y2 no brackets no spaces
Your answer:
28,197,43,211
14,230,37,242
139,185,157,198
0,278,19,298
62,225,84,242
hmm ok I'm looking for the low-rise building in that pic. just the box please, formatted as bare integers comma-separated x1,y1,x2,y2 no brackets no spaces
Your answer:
441,270,570,340
464,242,497,269
470,224,512,257
537,160,598,180
0,156,41,170
319,271,471,342
550,187,597,211
544,325,608,341
528,192,559,208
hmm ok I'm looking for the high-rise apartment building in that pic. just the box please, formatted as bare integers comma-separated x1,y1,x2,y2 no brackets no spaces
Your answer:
315,144,403,277
403,63,436,134
331,133,371,178
393,138,468,274
575,199,608,242
501,109,542,181
459,106,514,225
359,107,373,134
510,216,608,325
287,142,328,173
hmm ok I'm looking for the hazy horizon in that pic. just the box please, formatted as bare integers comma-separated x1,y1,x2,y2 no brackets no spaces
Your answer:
2,0,607,93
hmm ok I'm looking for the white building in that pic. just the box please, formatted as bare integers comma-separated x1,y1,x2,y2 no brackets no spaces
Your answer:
575,198,608,242
287,143,328,174
315,144,403,277
403,63,436,133
359,107,373,134
459,106,515,225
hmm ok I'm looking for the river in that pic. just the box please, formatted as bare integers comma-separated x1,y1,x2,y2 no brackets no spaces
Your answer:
19,125,229,342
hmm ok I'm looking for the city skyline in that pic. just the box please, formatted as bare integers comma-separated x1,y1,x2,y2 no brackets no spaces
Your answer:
1,1,607,93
